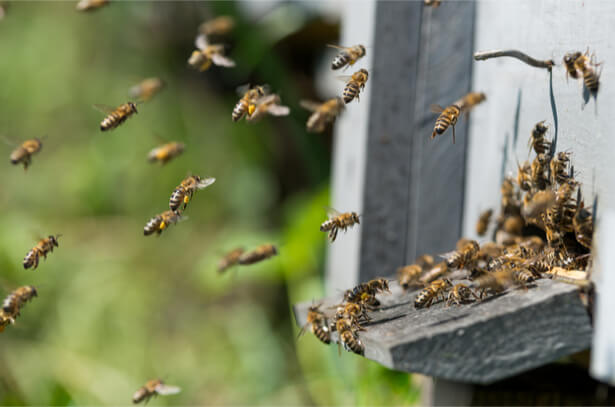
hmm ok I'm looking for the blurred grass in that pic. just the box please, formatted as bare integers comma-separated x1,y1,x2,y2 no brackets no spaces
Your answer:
0,2,419,406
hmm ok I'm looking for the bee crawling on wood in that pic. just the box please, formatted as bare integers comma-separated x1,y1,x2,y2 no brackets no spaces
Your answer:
132,379,180,404
298,303,331,345
344,278,391,308
334,302,370,326
397,264,423,290
320,207,360,243
447,283,479,306
472,269,516,298
430,103,461,143
414,279,452,309
23,235,61,270
335,317,365,355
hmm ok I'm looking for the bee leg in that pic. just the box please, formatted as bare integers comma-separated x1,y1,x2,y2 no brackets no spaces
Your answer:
452,124,456,144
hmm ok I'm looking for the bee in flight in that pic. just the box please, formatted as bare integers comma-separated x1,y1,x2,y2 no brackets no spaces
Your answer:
147,142,185,165
573,49,601,93
476,209,492,236
95,102,138,131
563,51,582,81
217,247,245,274
10,138,43,170
340,68,369,104
246,94,291,122
328,44,366,70
233,84,269,122
456,92,486,116
320,208,360,242
442,239,479,270
397,264,423,290
23,235,61,270
430,103,461,143
75,0,109,11
300,97,345,133
298,303,331,345
169,175,216,212
199,15,235,37
1,285,37,325
143,210,182,236
188,34,235,72
129,77,165,102
132,379,181,404
238,243,278,265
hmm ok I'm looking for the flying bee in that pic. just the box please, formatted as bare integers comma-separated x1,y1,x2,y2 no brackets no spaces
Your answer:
238,243,278,265
522,189,555,221
129,77,165,102
419,261,448,285
132,379,181,404
147,142,185,165
573,192,594,250
563,51,582,81
188,34,235,72
143,210,182,236
320,208,360,243
397,264,423,289
414,279,452,309
549,152,571,185
366,278,391,295
246,94,291,122
10,138,43,170
574,50,601,93
298,303,331,344
443,240,480,270
199,15,235,37
430,104,461,143
528,121,551,155
546,181,577,232
447,283,478,306
339,68,369,104
232,84,268,122
217,247,245,274
476,209,493,236
2,285,37,324
75,0,109,11
23,235,61,270
95,102,138,131
300,97,345,133
516,161,532,191
327,44,366,70
456,92,486,116
169,175,216,212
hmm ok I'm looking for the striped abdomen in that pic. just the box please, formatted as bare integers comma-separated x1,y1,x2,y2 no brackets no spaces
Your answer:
100,104,136,131
331,51,350,70
144,215,162,236
343,82,360,103
169,187,187,212
583,69,599,92
23,248,40,269
320,219,336,232
340,330,364,354
232,99,249,122
311,323,331,344
414,287,437,308
433,106,460,137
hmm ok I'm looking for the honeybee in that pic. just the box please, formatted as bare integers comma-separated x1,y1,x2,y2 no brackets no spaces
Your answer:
414,279,452,309
512,268,536,284
528,121,550,155
340,69,369,104
516,161,532,191
199,15,235,37
23,235,61,270
424,0,442,7
343,278,390,306
188,34,235,72
563,51,582,81
443,240,479,270
530,153,550,190
573,194,594,249
476,209,493,236
1,285,37,324
246,94,290,122
169,175,216,212
397,264,423,289
338,326,365,355
574,50,601,93
327,44,366,70
522,189,555,221
549,152,571,185
132,379,181,404
430,104,461,143
473,269,515,296
147,142,185,165
129,77,165,102
232,84,268,122
298,304,331,344
238,244,278,265
335,302,369,325
75,0,109,11
95,102,138,131
447,283,478,306
320,208,360,242
300,97,345,133
217,247,245,274
0,316,9,333
143,210,182,236
419,261,448,285
501,177,520,212
10,138,43,170
456,92,486,115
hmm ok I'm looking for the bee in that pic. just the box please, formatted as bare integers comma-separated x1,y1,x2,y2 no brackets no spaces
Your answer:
563,51,582,81
339,327,365,355
1,285,38,324
430,104,461,144
447,283,478,306
147,142,185,165
530,153,550,190
95,102,138,131
327,44,366,70
443,240,480,270
574,50,601,93
573,193,594,250
132,379,181,404
188,34,235,72
416,254,435,269
169,175,216,212
10,138,43,170
419,261,449,285
246,94,291,122
129,77,165,102
298,304,331,344
232,84,268,122
476,209,493,236
546,181,577,232
300,97,345,133
549,152,571,185
522,190,555,221
340,69,369,104
528,121,551,155
335,302,369,325
424,0,442,7
397,264,423,289
343,278,390,306
143,210,182,236
414,279,452,309
238,244,278,265
23,235,60,270
75,0,109,11
516,161,532,191
199,15,235,37
473,269,515,296
217,247,245,274
512,268,536,284
320,208,360,243
456,92,486,115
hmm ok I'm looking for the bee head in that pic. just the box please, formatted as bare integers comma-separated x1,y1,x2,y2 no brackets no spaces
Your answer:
358,45,366,56
359,68,369,78
129,102,138,114
29,286,38,297
50,234,61,247
352,212,360,224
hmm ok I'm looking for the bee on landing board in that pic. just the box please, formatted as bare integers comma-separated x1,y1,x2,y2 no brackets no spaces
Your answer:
300,97,345,133
430,104,461,143
147,142,185,165
320,208,360,243
447,283,478,306
414,279,452,309
397,264,423,290
129,78,165,102
10,138,43,170
188,34,235,72
238,244,278,265
298,303,331,345
1,285,37,325
327,44,366,70
75,0,109,11
94,102,138,131
476,209,493,236
217,247,245,274
143,210,182,236
232,84,269,122
169,175,216,212
199,16,235,37
339,68,369,104
132,379,181,404
442,239,480,270
23,235,61,270
246,94,291,122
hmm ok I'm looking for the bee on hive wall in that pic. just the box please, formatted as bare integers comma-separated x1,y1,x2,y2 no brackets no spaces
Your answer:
320,208,360,242
23,235,61,270
147,142,185,165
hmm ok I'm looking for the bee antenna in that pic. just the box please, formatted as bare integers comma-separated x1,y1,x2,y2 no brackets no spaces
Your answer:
592,195,599,225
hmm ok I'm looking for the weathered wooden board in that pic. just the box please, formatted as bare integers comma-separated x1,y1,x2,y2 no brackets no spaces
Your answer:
294,279,592,384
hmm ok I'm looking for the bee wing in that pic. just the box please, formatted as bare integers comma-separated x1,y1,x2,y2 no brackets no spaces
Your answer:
197,177,216,189
195,34,208,50
93,104,115,114
266,105,290,116
326,44,348,50
211,53,236,67
336,75,354,83
299,100,321,112
296,322,309,339
438,250,458,261
430,104,445,113
155,384,181,396
324,206,342,217
235,83,251,96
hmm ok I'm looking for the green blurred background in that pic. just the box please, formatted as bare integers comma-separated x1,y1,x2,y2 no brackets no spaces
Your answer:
0,1,419,405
